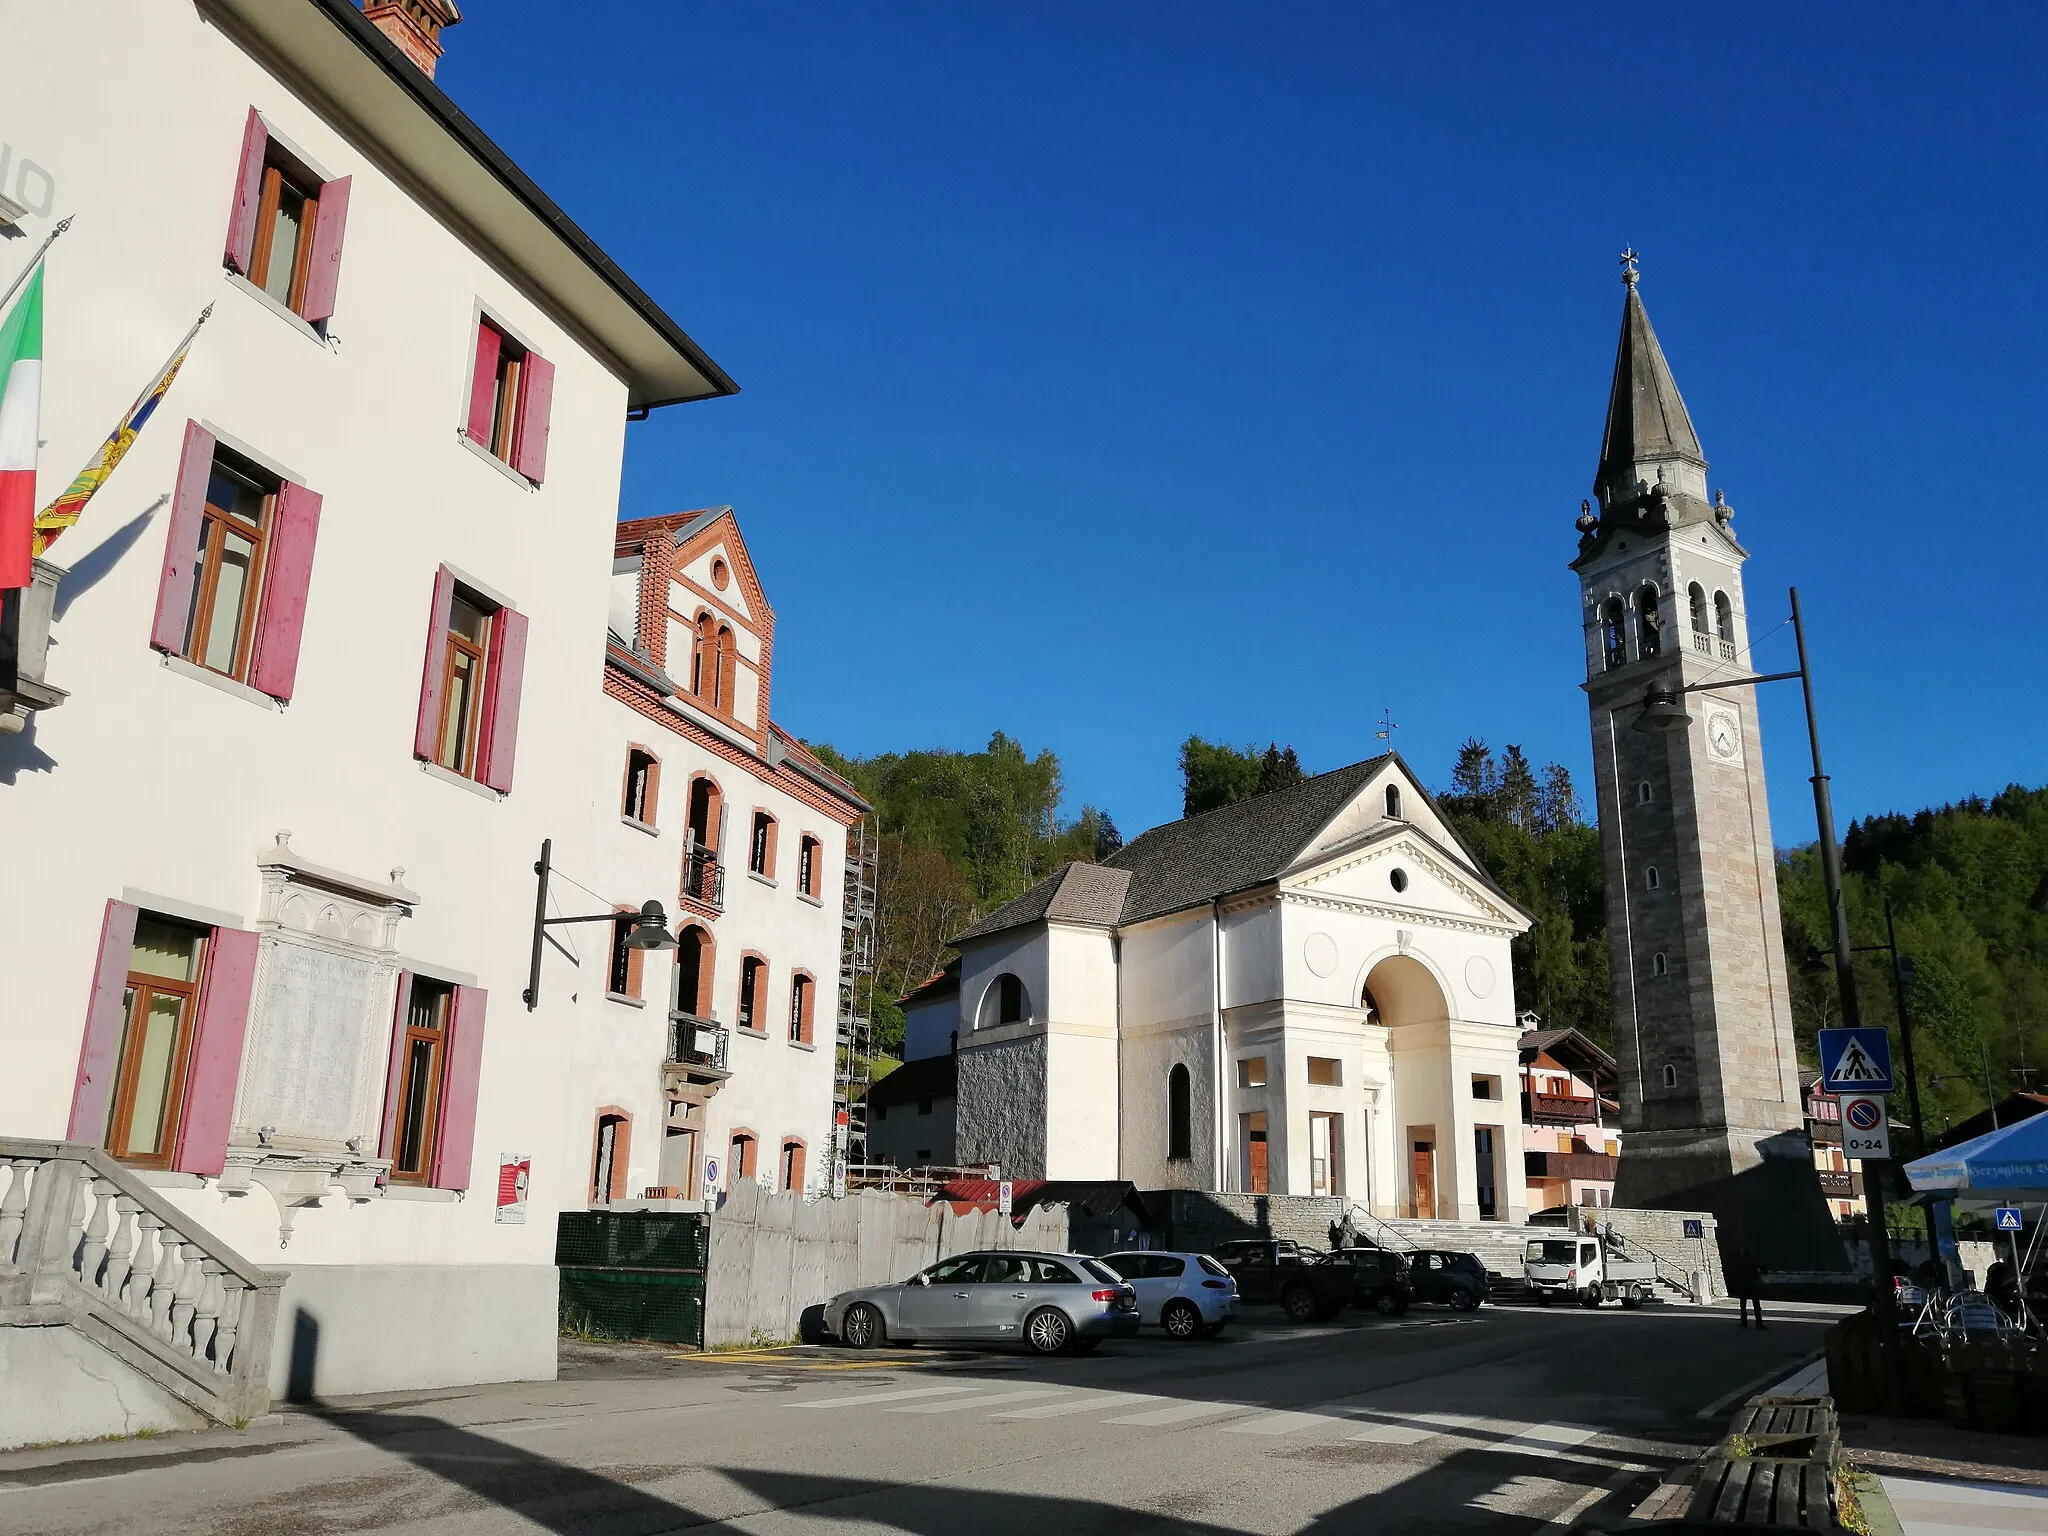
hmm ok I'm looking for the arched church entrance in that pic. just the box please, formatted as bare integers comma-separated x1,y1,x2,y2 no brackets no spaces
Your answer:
1363,955,1452,1221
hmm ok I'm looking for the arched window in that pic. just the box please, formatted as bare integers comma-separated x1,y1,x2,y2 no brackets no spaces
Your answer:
798,834,821,897
714,625,735,710
1638,781,1653,805
1638,584,1663,658
1688,583,1709,636
749,810,777,877
1645,866,1660,890
728,1130,756,1182
1167,1064,1192,1160
1661,1064,1678,1090
779,1137,807,1194
978,972,1031,1030
738,953,766,1031
789,971,814,1045
673,925,713,1017
1651,952,1668,977
591,1110,631,1204
1714,591,1735,643
1602,598,1627,671
691,611,714,697
1384,784,1402,819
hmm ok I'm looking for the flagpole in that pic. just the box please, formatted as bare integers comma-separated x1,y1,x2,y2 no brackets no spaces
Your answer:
0,216,71,316
134,304,215,409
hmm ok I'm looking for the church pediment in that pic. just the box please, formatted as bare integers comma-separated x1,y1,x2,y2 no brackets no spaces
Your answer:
1284,827,1530,934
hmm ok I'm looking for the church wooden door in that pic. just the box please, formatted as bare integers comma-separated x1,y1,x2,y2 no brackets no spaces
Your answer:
1244,1112,1269,1194
1411,1140,1435,1219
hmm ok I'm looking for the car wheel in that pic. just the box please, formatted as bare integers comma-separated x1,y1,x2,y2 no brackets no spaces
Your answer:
1579,1288,1602,1309
1622,1286,1643,1311
1024,1307,1072,1355
840,1303,884,1350
1162,1300,1203,1340
1451,1289,1480,1312
1374,1291,1403,1317
1282,1285,1320,1322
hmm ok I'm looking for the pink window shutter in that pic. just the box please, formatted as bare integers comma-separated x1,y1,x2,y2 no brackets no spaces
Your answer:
377,971,413,1163
478,607,529,793
172,926,259,1177
224,107,267,274
432,985,488,1191
511,352,554,483
247,482,322,701
67,901,140,1144
465,323,501,445
413,564,456,760
300,175,352,325
149,422,217,654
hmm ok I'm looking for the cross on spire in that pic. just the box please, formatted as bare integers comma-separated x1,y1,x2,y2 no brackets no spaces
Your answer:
1619,247,1640,287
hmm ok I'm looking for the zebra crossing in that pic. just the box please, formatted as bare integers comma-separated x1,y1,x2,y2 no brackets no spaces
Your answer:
784,1380,1643,1465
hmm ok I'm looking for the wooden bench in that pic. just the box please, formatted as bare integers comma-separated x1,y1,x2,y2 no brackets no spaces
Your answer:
1685,1395,1842,1530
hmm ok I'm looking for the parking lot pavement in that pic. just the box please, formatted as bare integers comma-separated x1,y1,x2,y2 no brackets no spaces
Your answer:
0,1302,1843,1535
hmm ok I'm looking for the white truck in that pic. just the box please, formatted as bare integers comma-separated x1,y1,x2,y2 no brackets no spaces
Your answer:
1524,1236,1658,1309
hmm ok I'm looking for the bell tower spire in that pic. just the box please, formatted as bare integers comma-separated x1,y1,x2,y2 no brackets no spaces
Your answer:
1594,251,1708,512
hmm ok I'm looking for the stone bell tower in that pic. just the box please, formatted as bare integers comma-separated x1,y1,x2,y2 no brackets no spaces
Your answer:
1572,253,1840,1268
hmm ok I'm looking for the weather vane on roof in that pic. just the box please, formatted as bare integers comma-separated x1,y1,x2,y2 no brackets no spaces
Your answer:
1375,707,1399,756
1620,247,1640,287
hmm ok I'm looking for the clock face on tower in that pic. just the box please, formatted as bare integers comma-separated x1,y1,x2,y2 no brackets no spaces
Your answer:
1706,708,1742,763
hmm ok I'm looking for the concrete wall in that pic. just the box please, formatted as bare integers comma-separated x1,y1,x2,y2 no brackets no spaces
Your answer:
269,1263,559,1399
0,1326,208,1451
702,1180,1068,1347
1596,1207,1727,1300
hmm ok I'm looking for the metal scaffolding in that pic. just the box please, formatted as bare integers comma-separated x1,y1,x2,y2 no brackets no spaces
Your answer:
829,815,878,1193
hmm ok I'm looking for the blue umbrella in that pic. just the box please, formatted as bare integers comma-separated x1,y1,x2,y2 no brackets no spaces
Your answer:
1906,1113,2048,1202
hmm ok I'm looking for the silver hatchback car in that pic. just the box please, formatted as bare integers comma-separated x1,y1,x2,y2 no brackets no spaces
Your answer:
1103,1250,1239,1338
825,1250,1141,1355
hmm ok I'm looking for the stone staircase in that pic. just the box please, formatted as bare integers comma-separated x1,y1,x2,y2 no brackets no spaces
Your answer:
0,1139,284,1449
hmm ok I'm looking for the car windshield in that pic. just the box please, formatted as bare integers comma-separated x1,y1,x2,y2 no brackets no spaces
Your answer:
1528,1240,1578,1263
1197,1255,1229,1277
1080,1258,1123,1285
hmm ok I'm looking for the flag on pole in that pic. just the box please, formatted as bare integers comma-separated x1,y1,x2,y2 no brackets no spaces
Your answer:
0,263,44,590
34,303,211,561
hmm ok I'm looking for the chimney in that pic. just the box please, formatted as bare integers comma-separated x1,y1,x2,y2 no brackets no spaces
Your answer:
361,0,461,79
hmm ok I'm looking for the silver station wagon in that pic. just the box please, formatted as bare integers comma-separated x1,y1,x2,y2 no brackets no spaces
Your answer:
825,1249,1141,1355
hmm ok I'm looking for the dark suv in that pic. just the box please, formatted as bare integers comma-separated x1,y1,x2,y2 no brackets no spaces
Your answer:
1211,1238,1352,1321
1406,1249,1487,1311
1322,1245,1413,1315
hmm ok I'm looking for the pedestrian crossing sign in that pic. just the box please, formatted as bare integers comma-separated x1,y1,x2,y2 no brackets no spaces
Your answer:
1995,1207,2022,1232
1818,1027,1895,1095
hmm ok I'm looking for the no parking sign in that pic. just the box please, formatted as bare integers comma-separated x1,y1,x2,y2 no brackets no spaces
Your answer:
1840,1094,1889,1160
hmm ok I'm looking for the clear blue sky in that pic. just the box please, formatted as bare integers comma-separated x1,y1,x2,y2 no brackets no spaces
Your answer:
443,4,2046,847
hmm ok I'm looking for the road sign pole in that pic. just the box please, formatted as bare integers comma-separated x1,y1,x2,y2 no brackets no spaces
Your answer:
1792,589,1899,1359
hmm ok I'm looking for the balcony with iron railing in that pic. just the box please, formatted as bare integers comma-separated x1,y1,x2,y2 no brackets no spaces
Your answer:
1816,1168,1862,1199
1522,1090,1599,1124
666,1012,730,1077
682,842,725,912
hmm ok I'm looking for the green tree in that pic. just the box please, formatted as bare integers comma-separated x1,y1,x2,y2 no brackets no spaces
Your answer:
1180,736,1262,815
1257,743,1306,795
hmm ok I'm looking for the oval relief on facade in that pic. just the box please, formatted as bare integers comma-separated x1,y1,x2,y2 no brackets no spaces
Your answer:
1465,955,1496,999
1303,932,1339,979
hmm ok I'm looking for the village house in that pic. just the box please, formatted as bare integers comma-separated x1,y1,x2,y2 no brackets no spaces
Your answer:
569,508,868,1210
0,0,736,1441
1518,1026,1622,1213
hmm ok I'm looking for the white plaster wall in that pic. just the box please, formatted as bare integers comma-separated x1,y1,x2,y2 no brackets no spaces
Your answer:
866,1093,955,1168
900,993,958,1063
569,693,851,1204
0,5,647,1281
0,1327,209,1450
959,928,1052,1037
1042,925,1119,1178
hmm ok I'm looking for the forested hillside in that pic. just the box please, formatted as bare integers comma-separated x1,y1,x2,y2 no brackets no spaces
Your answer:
813,726,2048,1135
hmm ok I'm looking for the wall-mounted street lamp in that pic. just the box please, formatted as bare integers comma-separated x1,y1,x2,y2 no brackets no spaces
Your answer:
1632,585,1901,1336
523,837,677,1011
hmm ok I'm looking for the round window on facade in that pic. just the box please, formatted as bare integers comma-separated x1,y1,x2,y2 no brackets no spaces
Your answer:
1389,868,1409,894
711,558,731,591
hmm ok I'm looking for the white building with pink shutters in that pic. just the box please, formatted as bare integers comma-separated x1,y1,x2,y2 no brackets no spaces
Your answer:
0,0,735,1439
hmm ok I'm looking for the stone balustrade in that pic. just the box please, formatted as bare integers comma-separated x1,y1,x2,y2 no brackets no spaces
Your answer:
0,1139,283,1426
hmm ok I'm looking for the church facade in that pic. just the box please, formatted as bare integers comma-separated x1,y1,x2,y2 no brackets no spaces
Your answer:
926,755,1534,1224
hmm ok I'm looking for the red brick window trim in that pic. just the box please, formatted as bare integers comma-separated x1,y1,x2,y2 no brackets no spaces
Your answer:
623,745,661,826
788,970,815,1046
749,810,778,879
727,1128,758,1183
737,952,768,1033
779,1136,807,1195
590,1107,632,1205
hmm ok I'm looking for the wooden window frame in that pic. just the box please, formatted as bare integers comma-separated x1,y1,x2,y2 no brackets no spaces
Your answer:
489,342,524,462
434,593,492,778
106,933,210,1170
247,163,320,316
388,979,453,1186
185,455,276,681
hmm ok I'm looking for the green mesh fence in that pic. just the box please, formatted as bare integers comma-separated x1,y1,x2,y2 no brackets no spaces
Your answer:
559,1268,704,1347
555,1211,709,1272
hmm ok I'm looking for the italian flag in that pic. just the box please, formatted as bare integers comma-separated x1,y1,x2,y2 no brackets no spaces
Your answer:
0,264,44,590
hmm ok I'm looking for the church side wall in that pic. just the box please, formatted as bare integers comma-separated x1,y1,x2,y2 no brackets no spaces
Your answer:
1043,925,1120,1179
1119,909,1220,1190
954,1033,1047,1177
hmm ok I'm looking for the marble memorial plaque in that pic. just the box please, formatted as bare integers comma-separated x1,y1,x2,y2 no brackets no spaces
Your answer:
242,936,386,1146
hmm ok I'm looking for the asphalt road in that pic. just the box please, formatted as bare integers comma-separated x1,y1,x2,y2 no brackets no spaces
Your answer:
0,1301,1839,1535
